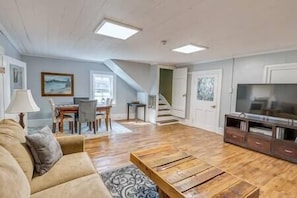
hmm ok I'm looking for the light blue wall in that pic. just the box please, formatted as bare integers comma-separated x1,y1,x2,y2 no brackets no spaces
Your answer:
0,31,20,59
187,49,297,128
21,56,137,120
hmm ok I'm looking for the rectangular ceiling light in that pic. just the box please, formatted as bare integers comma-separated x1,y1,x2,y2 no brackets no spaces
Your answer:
172,44,207,54
95,19,140,40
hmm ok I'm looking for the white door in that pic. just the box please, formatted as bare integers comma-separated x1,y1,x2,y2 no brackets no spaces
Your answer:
190,69,222,133
0,55,27,121
172,68,187,118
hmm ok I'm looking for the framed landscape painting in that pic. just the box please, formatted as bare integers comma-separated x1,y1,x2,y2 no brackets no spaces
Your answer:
41,72,74,96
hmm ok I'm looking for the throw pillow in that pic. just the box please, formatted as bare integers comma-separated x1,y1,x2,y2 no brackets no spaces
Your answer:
25,126,63,175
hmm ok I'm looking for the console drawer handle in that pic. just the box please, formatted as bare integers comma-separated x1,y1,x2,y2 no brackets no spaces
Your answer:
285,149,293,154
255,141,262,145
232,135,237,138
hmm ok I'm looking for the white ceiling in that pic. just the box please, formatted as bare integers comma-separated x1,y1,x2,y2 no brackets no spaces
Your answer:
1,0,297,66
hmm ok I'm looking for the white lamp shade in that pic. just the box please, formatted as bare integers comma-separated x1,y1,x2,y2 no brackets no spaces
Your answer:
6,89,40,113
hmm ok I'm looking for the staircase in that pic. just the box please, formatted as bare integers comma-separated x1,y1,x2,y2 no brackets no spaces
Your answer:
156,95,179,125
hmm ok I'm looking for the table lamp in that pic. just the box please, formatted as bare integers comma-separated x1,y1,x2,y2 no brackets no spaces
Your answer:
5,89,40,128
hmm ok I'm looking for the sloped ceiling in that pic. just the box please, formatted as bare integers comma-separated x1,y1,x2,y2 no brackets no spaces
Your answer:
0,0,297,65
104,59,151,92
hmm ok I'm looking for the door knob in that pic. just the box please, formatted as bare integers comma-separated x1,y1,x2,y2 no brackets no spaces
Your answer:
211,105,216,108
182,94,186,97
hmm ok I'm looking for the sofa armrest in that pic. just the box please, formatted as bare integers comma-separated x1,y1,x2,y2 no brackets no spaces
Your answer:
56,135,84,155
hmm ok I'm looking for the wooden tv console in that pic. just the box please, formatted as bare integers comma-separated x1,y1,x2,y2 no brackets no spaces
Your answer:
224,114,297,163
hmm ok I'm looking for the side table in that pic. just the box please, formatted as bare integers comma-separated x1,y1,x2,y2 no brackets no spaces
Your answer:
127,103,146,122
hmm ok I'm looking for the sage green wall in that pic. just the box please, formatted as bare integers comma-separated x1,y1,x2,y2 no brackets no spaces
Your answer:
159,69,173,104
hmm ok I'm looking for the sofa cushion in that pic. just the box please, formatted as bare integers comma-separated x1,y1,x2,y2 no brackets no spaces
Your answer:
25,126,63,175
56,135,85,154
0,145,30,198
31,152,97,193
0,119,34,182
31,174,112,198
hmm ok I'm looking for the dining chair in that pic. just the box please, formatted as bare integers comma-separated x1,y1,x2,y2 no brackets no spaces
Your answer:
73,97,89,132
48,98,74,133
73,97,90,104
77,100,97,134
96,98,113,130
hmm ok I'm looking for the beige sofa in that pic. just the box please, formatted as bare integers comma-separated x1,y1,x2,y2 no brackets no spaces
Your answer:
0,119,112,198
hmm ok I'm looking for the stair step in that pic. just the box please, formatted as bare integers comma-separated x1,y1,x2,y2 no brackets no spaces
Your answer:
158,111,171,116
156,115,176,122
158,114,172,117
157,119,179,125
158,109,170,111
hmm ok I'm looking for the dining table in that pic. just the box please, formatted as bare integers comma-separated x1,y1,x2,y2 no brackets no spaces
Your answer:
55,104,112,132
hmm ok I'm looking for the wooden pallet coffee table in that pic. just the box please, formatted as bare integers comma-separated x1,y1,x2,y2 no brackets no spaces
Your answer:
130,145,259,198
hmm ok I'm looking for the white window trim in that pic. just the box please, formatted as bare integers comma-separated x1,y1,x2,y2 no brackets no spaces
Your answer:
90,70,116,105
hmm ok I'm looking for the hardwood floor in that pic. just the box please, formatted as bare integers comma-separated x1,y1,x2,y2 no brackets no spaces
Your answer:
85,121,297,198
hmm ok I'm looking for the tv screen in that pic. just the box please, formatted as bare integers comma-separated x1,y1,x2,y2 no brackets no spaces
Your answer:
236,84,297,120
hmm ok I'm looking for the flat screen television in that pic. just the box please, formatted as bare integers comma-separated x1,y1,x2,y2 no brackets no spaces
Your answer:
235,84,297,120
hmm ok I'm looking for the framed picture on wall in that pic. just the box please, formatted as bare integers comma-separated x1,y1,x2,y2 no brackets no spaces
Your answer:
41,72,74,96
10,64,25,96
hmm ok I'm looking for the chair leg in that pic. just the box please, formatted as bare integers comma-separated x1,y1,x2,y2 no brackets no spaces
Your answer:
109,118,112,130
70,121,74,134
89,122,92,131
74,121,77,133
93,121,96,134
68,122,71,133
52,123,56,133
79,123,81,135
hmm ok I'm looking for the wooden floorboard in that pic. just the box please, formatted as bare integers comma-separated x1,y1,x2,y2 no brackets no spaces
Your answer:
85,121,297,198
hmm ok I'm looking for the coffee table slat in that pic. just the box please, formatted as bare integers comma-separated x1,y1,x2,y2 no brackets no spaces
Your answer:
132,144,174,156
146,152,191,168
130,153,186,198
212,180,260,198
154,156,198,172
163,162,212,184
183,173,240,197
173,167,224,192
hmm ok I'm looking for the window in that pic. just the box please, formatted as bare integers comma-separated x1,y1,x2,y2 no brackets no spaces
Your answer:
90,71,116,104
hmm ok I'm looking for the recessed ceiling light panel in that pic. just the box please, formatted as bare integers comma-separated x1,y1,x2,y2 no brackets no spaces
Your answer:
95,19,141,40
172,44,207,54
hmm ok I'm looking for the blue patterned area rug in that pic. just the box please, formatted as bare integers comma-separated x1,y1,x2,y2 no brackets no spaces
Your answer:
101,164,159,198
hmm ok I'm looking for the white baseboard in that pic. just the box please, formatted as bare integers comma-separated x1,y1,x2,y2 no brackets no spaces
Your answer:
180,119,192,126
112,113,134,120
179,119,224,136
217,127,224,136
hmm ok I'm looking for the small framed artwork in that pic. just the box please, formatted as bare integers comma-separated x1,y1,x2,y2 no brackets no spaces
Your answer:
10,64,25,96
41,72,74,96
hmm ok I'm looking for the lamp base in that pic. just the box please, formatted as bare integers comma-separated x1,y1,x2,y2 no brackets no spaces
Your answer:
19,112,25,128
